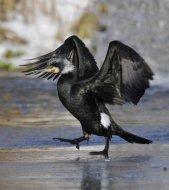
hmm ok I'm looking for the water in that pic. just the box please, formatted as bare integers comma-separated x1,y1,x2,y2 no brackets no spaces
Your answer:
0,73,169,189
0,145,169,190
0,72,169,148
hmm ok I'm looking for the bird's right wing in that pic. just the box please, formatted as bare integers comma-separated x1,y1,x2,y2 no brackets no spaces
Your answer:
74,41,154,105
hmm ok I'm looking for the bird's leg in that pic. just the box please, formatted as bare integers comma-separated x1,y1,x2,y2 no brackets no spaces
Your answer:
90,137,110,159
53,134,90,150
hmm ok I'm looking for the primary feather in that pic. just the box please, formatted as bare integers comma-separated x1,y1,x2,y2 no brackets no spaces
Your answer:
77,40,154,105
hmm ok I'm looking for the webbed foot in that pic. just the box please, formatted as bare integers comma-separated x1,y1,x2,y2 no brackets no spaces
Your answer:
53,137,80,149
90,150,109,159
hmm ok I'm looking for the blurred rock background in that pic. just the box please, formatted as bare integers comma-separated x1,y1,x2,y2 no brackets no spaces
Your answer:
0,0,169,88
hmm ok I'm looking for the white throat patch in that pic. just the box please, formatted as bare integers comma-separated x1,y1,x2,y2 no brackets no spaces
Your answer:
100,113,111,129
48,57,75,74
61,59,75,74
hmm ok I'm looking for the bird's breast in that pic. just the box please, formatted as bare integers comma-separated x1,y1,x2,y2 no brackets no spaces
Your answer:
57,77,85,118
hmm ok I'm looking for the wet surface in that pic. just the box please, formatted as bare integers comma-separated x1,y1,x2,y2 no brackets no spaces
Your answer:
0,72,169,189
0,145,169,190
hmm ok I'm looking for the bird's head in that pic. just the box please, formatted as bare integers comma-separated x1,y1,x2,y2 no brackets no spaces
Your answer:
22,35,98,81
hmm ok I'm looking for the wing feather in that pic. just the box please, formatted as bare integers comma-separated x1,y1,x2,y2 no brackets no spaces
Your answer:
79,41,153,105
22,35,98,81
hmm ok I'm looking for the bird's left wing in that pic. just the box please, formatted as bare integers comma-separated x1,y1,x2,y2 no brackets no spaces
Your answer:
74,41,154,105
22,35,98,81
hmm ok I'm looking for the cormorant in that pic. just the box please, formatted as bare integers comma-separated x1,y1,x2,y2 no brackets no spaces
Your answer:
23,35,153,158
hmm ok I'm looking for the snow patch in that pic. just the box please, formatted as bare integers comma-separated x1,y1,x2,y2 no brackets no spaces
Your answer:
0,0,90,67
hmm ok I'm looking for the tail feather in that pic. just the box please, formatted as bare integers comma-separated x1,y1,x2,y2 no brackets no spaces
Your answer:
116,130,152,144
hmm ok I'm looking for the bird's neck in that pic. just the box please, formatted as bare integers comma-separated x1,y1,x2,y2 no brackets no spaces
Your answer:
57,73,76,89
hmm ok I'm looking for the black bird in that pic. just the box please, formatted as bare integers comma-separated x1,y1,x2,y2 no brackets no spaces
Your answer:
23,35,153,158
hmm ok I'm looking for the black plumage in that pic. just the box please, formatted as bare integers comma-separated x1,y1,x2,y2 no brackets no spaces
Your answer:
22,35,153,158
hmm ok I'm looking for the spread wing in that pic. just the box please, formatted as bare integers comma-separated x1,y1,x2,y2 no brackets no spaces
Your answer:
21,35,98,81
77,41,154,105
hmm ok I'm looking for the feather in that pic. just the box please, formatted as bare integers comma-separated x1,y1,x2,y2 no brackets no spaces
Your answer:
37,72,48,78
53,74,59,81
47,73,56,80
76,40,153,105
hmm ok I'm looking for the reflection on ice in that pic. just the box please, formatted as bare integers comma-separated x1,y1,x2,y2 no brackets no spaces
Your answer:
0,145,169,190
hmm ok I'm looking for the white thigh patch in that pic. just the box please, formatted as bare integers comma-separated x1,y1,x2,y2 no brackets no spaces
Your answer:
100,113,111,129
